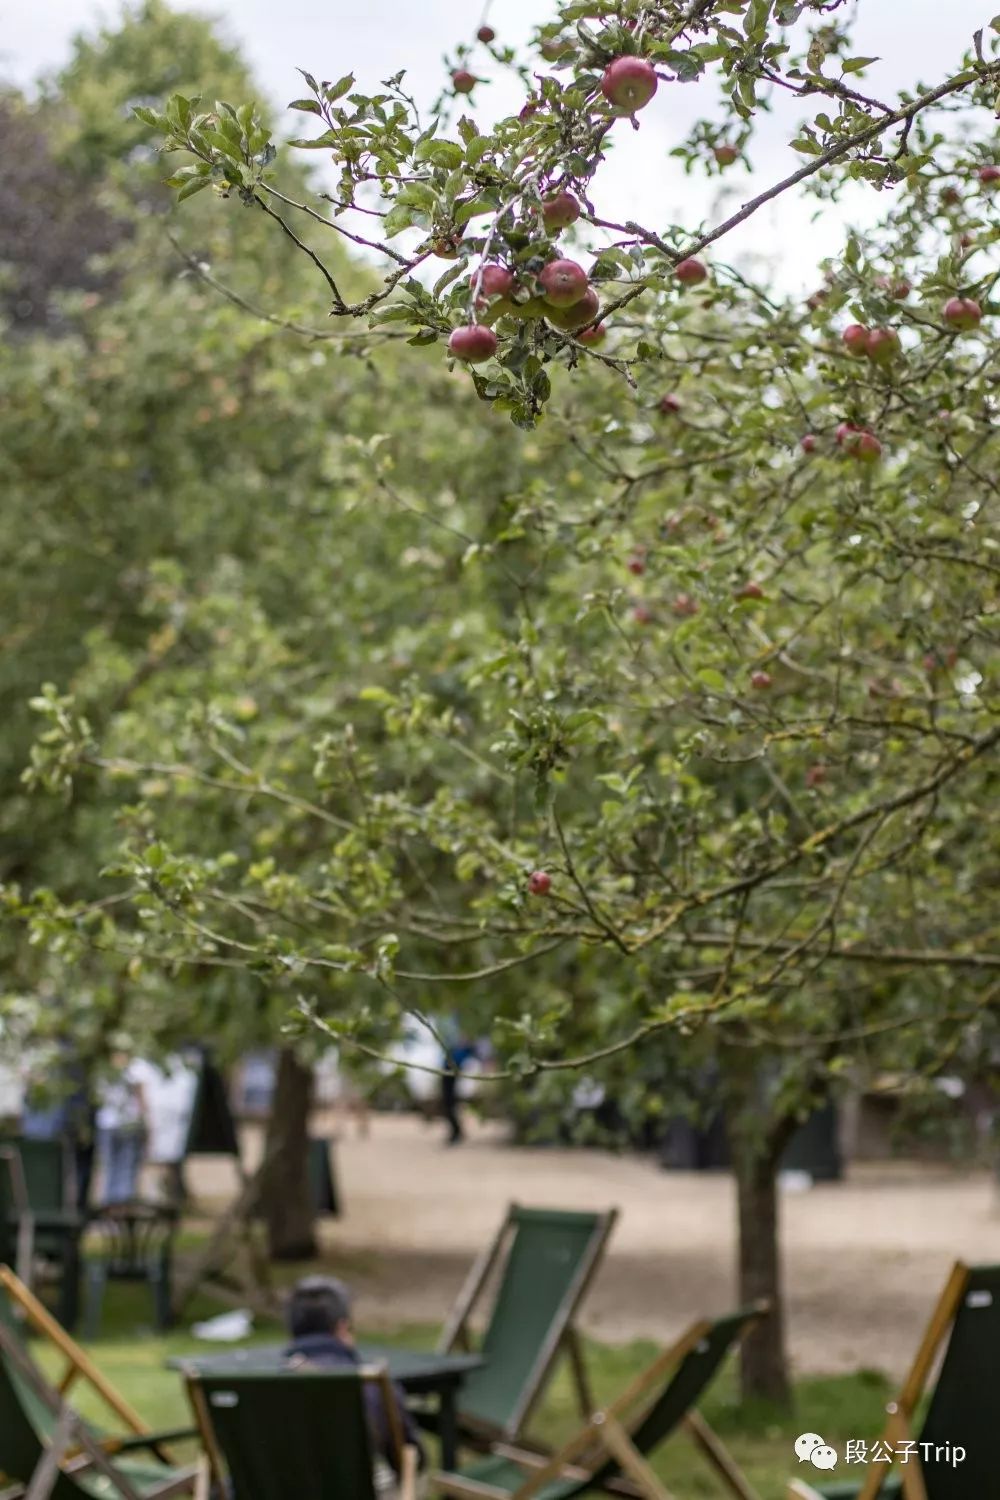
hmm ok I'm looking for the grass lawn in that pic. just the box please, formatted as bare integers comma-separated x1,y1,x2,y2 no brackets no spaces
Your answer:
29,1284,893,1498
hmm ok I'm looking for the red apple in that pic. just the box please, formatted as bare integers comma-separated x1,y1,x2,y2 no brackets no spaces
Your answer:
448,324,498,363
875,276,911,300
734,581,764,600
714,144,739,167
546,286,600,332
866,327,900,364
805,765,827,788
452,69,477,94
658,393,682,414
750,670,772,690
853,430,882,463
528,869,552,896
538,258,589,307
600,56,658,114
477,25,495,42
800,433,817,454
835,421,858,447
541,191,581,230
842,323,870,357
578,321,607,345
978,165,1000,188
632,603,653,624
627,553,646,576
943,296,982,331
675,257,708,286
474,263,514,298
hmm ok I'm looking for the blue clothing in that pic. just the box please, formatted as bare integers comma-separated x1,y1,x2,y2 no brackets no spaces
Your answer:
283,1333,424,1473
97,1128,142,1203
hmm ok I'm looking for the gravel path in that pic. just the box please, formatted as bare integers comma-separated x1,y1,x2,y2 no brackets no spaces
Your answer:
190,1112,1000,1378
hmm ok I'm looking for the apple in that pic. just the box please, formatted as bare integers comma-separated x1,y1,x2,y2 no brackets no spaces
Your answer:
876,275,911,300
675,257,708,286
538,258,589,307
528,869,552,895
633,603,653,624
671,593,698,617
658,393,682,414
943,296,982,331
546,286,600,331
474,263,515,298
542,191,581,230
448,324,498,362
627,553,646,575
600,56,658,114
835,421,857,447
800,433,817,454
842,323,870,357
805,765,827,788
734,581,764,600
978,165,1000,189
866,327,900,364
578,321,607,345
750,670,772,690
452,69,477,93
477,25,495,42
853,430,882,463
714,144,739,167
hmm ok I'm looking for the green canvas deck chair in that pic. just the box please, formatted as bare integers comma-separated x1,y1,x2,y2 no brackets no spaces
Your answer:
185,1366,419,1500
436,1304,767,1500
438,1205,618,1446
788,1261,1000,1500
0,1321,199,1500
0,1266,194,1470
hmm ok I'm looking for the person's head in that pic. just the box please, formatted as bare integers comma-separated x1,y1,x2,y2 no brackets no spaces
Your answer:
287,1276,353,1342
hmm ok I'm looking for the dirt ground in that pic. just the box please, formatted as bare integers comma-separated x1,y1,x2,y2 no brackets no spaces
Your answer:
188,1111,1000,1379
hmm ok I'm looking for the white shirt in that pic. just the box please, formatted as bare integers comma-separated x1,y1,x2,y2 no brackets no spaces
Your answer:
96,1059,146,1132
128,1056,198,1163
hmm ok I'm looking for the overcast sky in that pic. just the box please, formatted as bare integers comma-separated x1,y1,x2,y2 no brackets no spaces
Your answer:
5,2,996,291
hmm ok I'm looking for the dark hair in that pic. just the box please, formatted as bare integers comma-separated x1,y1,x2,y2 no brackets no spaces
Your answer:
287,1276,352,1339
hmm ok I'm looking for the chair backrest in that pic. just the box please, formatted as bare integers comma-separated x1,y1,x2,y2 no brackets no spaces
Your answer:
458,1207,615,1435
189,1369,379,1500
0,1138,67,1213
915,1263,1000,1499
87,1202,177,1277
579,1307,761,1491
0,1329,81,1500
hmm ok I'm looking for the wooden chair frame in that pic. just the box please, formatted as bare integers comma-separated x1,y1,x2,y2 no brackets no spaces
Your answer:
185,1362,419,1500
787,1261,971,1500
0,1323,200,1500
0,1264,194,1461
436,1308,766,1500
438,1203,618,1440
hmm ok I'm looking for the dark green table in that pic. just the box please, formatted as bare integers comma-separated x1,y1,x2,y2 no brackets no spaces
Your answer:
168,1343,483,1468
4,1209,84,1330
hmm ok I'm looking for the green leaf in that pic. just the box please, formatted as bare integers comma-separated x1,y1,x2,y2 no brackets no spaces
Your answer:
841,56,879,75
288,98,324,115
324,74,355,102
176,176,211,201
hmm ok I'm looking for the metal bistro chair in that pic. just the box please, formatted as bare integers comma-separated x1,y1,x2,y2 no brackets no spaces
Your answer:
84,1200,178,1338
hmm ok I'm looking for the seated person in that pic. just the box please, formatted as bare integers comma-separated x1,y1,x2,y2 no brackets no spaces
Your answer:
284,1275,425,1484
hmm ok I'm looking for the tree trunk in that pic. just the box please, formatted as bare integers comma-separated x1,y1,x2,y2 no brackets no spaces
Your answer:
257,1048,317,1261
734,1136,791,1406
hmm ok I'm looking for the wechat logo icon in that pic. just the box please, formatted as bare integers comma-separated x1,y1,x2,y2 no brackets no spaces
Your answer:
795,1433,838,1471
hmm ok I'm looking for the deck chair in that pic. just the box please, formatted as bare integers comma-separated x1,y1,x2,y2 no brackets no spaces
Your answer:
185,1366,419,1500
437,1205,617,1445
788,1261,1000,1500
0,1322,199,1500
436,1304,767,1500
0,1266,194,1466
